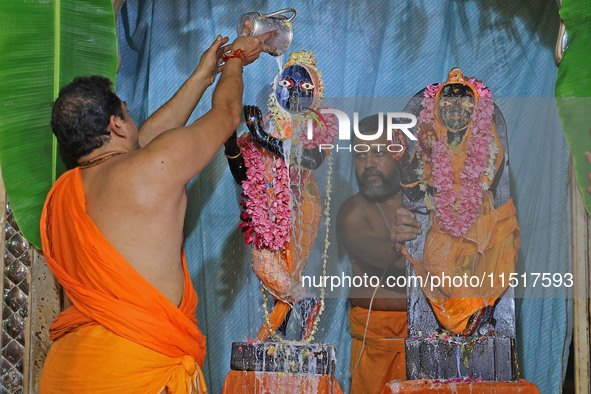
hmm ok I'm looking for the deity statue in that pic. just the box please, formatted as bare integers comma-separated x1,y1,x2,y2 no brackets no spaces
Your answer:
225,51,337,342
400,68,520,337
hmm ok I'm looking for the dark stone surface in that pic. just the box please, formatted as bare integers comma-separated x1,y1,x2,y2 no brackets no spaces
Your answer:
406,263,437,339
406,337,517,381
458,338,494,379
230,342,336,375
494,337,517,381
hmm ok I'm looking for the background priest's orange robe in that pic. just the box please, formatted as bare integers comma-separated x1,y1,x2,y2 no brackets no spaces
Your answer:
349,306,407,394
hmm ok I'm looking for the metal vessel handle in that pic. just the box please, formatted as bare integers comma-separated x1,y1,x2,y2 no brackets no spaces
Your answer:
262,8,296,22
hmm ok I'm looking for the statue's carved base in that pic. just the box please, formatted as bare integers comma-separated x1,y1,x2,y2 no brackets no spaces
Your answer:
405,337,516,381
225,342,342,393
405,262,519,382
229,341,336,375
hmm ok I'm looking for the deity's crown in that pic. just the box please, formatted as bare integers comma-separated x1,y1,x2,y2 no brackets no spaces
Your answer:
285,51,317,68
436,67,486,98
445,67,468,84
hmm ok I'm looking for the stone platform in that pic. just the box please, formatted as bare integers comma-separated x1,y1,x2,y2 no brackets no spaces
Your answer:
230,341,336,375
405,336,516,381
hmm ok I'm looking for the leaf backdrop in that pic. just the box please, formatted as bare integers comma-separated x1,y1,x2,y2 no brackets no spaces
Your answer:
0,0,118,248
555,0,591,214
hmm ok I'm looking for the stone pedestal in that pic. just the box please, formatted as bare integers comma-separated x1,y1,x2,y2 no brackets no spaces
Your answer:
405,336,516,381
405,262,518,381
225,342,341,393
230,341,336,375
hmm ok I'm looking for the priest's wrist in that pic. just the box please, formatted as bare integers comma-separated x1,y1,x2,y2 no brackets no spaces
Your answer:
222,49,247,67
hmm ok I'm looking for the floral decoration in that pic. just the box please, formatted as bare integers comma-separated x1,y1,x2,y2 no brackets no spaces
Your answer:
237,138,291,250
417,78,497,237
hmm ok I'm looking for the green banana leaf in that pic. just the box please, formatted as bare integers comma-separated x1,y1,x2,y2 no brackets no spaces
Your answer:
0,0,118,248
555,0,591,215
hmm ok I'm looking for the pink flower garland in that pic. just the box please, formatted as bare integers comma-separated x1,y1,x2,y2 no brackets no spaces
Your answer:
417,83,444,125
237,107,338,250
237,106,337,249
418,80,495,237
237,138,291,250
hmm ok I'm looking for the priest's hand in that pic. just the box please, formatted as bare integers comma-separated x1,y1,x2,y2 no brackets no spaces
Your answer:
230,20,277,66
390,208,422,253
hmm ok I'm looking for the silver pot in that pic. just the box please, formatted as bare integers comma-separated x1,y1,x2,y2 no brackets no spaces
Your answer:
236,8,296,56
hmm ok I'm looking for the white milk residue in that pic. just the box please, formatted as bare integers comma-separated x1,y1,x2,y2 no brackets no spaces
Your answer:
275,55,283,73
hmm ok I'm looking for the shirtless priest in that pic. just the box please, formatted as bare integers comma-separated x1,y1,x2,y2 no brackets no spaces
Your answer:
337,115,422,394
39,28,275,393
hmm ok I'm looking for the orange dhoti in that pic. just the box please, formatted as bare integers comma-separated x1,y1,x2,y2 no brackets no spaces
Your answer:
39,167,207,393
349,306,408,394
41,325,205,393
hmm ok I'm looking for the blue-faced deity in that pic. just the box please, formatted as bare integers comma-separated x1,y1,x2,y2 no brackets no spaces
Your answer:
274,64,316,114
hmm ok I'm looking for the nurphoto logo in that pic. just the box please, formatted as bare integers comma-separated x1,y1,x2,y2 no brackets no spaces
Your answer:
306,109,418,152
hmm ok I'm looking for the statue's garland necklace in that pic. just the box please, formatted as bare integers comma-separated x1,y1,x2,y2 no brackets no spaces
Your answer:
260,152,334,343
417,80,497,236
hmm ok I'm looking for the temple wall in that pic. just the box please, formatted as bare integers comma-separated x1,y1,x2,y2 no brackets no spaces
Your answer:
0,170,59,393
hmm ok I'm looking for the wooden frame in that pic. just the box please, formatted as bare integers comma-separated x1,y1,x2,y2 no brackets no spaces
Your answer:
571,164,591,394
